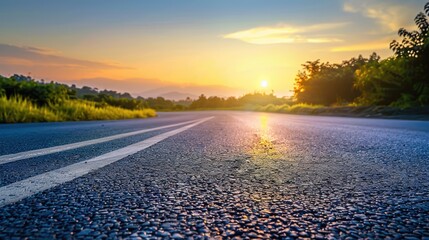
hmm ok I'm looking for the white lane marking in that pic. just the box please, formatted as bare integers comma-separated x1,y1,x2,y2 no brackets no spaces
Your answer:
0,118,205,165
0,116,213,207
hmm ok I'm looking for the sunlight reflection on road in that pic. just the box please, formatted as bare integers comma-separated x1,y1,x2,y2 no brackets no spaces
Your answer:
250,114,283,161
234,113,288,183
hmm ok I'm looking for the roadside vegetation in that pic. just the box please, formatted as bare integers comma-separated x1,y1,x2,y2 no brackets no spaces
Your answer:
179,3,429,116
0,76,156,123
182,3,429,117
2,3,428,122
294,3,429,108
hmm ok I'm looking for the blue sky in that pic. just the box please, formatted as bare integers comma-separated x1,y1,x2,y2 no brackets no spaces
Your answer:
0,0,426,97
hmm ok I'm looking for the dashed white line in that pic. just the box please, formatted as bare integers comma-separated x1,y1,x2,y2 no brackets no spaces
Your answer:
0,118,205,165
0,116,213,207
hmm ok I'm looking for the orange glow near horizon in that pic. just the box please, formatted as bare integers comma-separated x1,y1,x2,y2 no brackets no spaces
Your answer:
0,1,421,97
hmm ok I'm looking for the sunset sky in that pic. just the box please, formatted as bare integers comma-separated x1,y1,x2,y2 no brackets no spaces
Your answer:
0,0,425,98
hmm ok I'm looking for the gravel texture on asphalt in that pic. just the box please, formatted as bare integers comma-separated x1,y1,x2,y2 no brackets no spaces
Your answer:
0,113,428,239
0,129,172,187
0,112,204,155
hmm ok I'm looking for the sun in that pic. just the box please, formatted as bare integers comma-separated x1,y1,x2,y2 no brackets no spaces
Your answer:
260,80,268,88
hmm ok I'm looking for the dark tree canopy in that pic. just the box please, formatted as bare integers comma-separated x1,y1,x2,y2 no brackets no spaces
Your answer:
390,3,429,59
389,2,429,105
294,2,429,107
293,54,379,105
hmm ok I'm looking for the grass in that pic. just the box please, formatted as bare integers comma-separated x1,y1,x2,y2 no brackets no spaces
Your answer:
252,102,429,120
0,96,60,123
0,96,156,123
255,103,324,114
183,103,325,114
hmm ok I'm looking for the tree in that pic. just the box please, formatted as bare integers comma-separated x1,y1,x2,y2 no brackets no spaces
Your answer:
293,55,377,105
390,3,429,59
390,2,429,105
189,94,208,109
1,75,73,106
354,58,410,106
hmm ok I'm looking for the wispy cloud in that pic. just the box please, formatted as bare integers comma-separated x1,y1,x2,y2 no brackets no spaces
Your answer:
331,38,392,52
0,43,130,70
0,43,133,80
223,23,348,45
343,0,420,33
0,57,34,67
24,46,63,55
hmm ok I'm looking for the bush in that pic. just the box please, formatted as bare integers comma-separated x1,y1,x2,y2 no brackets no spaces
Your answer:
0,75,73,106
54,100,156,121
0,96,60,123
288,103,324,114
0,96,156,123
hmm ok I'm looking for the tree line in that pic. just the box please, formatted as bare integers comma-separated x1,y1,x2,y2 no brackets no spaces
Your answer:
0,75,182,111
2,3,427,112
0,75,293,111
294,2,429,107
189,92,290,109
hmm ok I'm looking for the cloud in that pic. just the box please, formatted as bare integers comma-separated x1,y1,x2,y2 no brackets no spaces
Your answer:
0,43,130,70
0,57,34,66
343,0,421,32
24,46,63,55
223,23,348,45
331,38,392,52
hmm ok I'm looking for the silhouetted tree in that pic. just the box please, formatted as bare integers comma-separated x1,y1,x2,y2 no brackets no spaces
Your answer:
1,75,73,106
389,2,429,105
293,55,376,105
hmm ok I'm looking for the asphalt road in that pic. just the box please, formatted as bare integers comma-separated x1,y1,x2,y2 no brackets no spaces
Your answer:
0,111,428,239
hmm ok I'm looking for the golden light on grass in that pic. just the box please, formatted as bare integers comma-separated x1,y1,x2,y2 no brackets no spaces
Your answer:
261,80,268,88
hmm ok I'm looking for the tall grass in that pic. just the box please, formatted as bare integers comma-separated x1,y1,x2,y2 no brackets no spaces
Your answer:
54,100,156,121
288,103,325,113
255,103,324,114
255,104,290,113
0,96,156,123
0,96,60,123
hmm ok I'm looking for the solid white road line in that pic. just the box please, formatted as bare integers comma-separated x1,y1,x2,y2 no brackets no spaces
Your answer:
0,116,213,207
0,118,205,165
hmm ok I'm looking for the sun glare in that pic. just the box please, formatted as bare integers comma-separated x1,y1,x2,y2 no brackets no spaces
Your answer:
261,80,268,88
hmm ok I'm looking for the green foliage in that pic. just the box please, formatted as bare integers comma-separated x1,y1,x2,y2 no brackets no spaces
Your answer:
83,94,148,110
0,75,74,106
189,93,291,109
144,97,177,110
53,100,156,121
239,92,286,106
293,2,429,107
0,75,156,123
288,103,324,113
294,54,379,105
70,84,178,110
389,2,429,105
390,3,429,59
254,103,323,114
190,95,231,109
71,85,134,99
0,95,156,123
0,95,61,123
354,58,411,105
256,104,289,113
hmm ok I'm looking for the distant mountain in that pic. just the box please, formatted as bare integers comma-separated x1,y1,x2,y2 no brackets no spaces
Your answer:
158,91,197,100
138,87,199,100
61,77,164,96
61,77,243,99
137,85,242,100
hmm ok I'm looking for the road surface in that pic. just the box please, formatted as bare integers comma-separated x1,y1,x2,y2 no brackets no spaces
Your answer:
0,111,428,239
